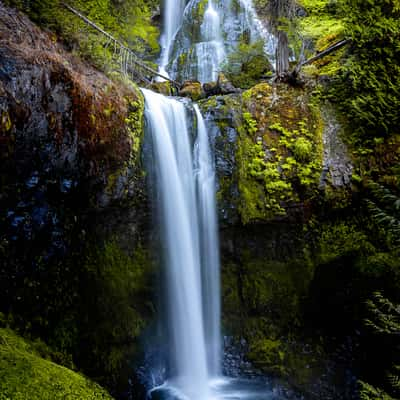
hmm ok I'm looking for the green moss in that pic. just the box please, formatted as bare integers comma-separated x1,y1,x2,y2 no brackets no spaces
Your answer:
193,0,209,20
179,82,204,101
0,328,113,399
237,83,324,223
297,0,344,40
103,83,144,198
150,81,174,96
248,338,285,374
125,84,145,154
222,40,272,89
222,247,322,390
78,241,154,386
293,137,313,162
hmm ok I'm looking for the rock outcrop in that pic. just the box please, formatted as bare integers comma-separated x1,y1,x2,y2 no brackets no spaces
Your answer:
200,82,354,226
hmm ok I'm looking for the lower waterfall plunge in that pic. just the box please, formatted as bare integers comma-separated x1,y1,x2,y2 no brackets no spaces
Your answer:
143,89,280,400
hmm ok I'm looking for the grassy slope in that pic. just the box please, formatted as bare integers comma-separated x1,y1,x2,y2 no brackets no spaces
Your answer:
0,328,113,400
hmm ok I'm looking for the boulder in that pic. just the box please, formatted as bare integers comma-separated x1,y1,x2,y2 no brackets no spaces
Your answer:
179,80,205,101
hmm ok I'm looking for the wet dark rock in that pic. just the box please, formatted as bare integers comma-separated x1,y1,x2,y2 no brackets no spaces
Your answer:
203,74,240,97
216,73,241,95
223,336,265,379
320,106,353,190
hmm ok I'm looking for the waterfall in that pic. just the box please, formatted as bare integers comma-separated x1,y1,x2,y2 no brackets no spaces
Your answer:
143,89,220,399
142,0,281,398
196,0,225,83
194,105,221,376
160,0,276,83
159,0,186,78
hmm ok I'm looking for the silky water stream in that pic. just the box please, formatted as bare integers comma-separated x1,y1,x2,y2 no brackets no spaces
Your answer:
142,0,282,398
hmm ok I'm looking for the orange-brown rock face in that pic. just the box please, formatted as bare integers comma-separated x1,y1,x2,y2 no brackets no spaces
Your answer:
0,2,145,210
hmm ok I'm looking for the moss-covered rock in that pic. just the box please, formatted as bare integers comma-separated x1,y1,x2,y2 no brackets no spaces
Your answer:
150,81,176,97
0,328,113,399
201,82,352,225
179,80,205,101
238,83,325,223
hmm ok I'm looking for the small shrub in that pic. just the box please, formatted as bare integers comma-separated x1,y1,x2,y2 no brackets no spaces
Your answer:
293,137,312,162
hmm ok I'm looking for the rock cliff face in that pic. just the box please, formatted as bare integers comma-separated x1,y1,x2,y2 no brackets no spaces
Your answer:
0,3,145,212
0,4,153,395
199,82,357,398
200,82,354,226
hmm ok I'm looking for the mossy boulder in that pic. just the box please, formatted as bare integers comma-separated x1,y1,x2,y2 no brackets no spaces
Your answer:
238,83,325,223
0,328,114,399
179,80,205,101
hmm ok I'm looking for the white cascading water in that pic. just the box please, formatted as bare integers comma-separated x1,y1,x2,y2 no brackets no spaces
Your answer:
194,105,221,376
143,90,279,400
160,0,276,82
142,0,280,398
143,88,219,400
159,0,186,78
196,0,225,83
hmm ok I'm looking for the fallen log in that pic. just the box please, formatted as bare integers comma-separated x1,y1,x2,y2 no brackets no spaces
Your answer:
291,38,351,78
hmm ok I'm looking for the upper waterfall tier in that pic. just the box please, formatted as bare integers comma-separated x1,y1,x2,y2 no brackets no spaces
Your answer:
163,0,276,83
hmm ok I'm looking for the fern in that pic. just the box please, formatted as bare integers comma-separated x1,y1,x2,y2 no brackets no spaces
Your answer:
365,182,400,249
365,292,400,336
363,293,400,398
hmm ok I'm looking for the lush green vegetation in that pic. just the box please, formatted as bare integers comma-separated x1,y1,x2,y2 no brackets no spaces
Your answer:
0,326,114,399
0,235,154,396
217,1,400,397
333,0,400,143
5,0,160,71
237,83,323,223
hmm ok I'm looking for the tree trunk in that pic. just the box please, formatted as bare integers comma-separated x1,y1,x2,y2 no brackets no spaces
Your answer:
276,30,289,79
268,0,293,80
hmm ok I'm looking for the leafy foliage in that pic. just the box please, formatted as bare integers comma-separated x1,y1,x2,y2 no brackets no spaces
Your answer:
361,292,400,398
359,381,395,400
332,0,400,141
365,182,400,249
365,292,400,337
